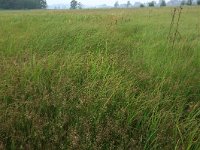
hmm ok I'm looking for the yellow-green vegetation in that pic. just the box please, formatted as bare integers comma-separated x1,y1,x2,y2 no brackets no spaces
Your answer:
0,7,200,149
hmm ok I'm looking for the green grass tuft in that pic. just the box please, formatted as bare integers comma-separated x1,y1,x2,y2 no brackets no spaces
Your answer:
0,8,199,149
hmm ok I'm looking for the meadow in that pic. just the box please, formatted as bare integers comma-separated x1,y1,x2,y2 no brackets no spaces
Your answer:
0,7,199,149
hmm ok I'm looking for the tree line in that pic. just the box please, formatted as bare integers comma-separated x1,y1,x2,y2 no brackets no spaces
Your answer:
0,0,47,9
181,0,200,5
113,0,200,8
113,0,166,8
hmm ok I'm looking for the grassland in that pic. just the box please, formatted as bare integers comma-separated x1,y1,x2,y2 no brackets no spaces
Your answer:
0,7,200,149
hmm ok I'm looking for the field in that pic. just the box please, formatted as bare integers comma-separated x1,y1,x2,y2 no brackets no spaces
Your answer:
0,7,200,149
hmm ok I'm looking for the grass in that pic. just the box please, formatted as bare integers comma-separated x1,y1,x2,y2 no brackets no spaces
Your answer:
0,7,199,149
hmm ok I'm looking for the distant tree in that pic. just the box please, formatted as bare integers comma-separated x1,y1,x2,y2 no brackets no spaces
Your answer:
181,0,186,5
187,0,193,5
78,2,82,9
140,4,145,7
70,0,78,9
114,1,119,8
0,0,47,9
40,0,47,9
127,1,132,8
197,0,200,5
148,1,156,7
160,0,166,6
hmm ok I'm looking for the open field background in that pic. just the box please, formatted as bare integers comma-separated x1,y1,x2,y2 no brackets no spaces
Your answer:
0,7,200,149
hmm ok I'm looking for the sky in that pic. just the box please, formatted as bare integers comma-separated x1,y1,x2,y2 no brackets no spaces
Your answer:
47,0,147,6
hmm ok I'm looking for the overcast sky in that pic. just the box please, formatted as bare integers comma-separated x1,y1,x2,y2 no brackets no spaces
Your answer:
47,0,148,6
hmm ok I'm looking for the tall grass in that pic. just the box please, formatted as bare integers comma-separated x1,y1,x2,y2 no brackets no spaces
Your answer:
0,7,199,149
